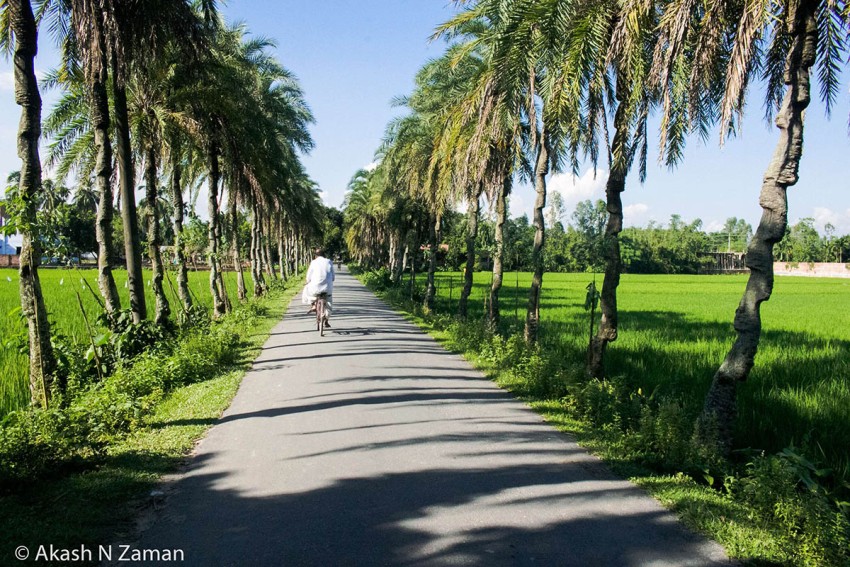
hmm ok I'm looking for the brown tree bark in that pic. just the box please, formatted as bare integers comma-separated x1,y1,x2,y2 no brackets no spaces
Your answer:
525,131,550,343
424,213,440,311
277,220,286,280
587,82,629,379
696,0,818,456
251,201,266,297
112,57,146,322
459,187,482,319
391,230,406,283
9,0,57,407
145,143,170,325
490,175,510,325
170,146,192,310
90,39,121,315
207,146,226,317
230,194,246,301
263,212,275,281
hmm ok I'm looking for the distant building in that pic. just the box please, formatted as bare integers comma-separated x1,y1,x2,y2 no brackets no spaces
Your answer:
0,203,20,263
701,251,746,273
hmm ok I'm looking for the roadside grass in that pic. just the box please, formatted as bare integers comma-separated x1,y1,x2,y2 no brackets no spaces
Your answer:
363,269,850,565
429,272,850,485
0,281,299,566
0,268,246,418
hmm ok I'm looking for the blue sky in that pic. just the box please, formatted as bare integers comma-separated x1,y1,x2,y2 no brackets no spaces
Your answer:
1,0,849,238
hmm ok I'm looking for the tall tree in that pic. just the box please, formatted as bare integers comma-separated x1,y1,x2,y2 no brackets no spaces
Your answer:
38,2,124,315
107,0,208,322
653,0,848,454
2,0,58,406
433,11,530,325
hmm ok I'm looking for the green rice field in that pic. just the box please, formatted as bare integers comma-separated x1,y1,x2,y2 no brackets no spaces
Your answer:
428,272,850,480
0,267,252,417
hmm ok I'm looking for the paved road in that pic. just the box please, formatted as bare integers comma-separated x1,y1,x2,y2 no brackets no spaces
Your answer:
135,268,729,566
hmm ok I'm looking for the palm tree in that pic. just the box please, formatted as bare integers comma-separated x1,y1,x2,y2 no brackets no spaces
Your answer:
41,59,123,314
383,109,445,311
652,0,849,454
129,52,182,325
167,135,194,311
1,0,58,407
466,0,660,354
110,0,210,322
434,8,530,326
418,40,490,319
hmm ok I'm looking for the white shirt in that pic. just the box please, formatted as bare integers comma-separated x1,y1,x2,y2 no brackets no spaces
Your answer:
305,256,335,296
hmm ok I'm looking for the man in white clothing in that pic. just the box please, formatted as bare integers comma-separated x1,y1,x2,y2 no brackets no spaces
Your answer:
303,247,335,325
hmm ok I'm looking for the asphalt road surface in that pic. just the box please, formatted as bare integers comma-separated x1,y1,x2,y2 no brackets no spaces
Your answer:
134,267,729,566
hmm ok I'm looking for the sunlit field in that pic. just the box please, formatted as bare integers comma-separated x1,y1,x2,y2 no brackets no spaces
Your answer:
428,272,850,480
0,268,250,417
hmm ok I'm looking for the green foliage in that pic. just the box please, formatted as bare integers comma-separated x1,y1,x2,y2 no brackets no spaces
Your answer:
0,268,250,418
729,448,850,566
359,267,394,291
776,218,837,263
0,304,251,488
621,217,713,274
106,311,171,361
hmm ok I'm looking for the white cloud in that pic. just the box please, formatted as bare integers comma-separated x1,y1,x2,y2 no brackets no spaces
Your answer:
549,168,607,211
704,220,725,233
0,71,13,91
622,203,651,227
364,161,379,172
623,203,648,216
0,68,46,90
809,206,850,234
508,193,527,219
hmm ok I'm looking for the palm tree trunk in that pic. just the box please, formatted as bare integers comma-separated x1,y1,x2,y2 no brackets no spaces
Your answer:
112,57,146,322
402,242,409,273
207,146,226,318
9,0,57,407
170,146,192,310
251,202,266,296
490,175,510,325
391,230,405,283
91,59,120,315
215,198,230,314
145,145,169,325
277,227,286,280
588,86,629,379
459,187,482,319
288,230,295,275
525,132,550,342
283,227,292,279
263,213,275,280
230,194,246,301
424,212,440,311
696,1,818,456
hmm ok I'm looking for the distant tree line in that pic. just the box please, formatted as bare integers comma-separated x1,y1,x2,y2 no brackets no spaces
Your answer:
437,199,849,274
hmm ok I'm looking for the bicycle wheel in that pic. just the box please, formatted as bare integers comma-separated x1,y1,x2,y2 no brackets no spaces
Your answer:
316,299,322,333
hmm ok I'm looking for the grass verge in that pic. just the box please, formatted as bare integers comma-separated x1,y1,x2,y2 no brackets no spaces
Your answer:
0,282,300,566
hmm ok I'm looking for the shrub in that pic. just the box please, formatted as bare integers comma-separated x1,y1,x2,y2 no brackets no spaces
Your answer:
0,301,253,489
732,448,850,566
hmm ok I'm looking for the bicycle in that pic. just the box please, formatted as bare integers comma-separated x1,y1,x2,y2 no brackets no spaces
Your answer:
315,292,328,336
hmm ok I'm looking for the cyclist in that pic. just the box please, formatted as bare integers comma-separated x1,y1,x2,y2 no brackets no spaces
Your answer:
303,247,335,327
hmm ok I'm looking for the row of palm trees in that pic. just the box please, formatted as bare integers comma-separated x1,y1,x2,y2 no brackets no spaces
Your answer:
343,0,849,454
2,0,323,408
